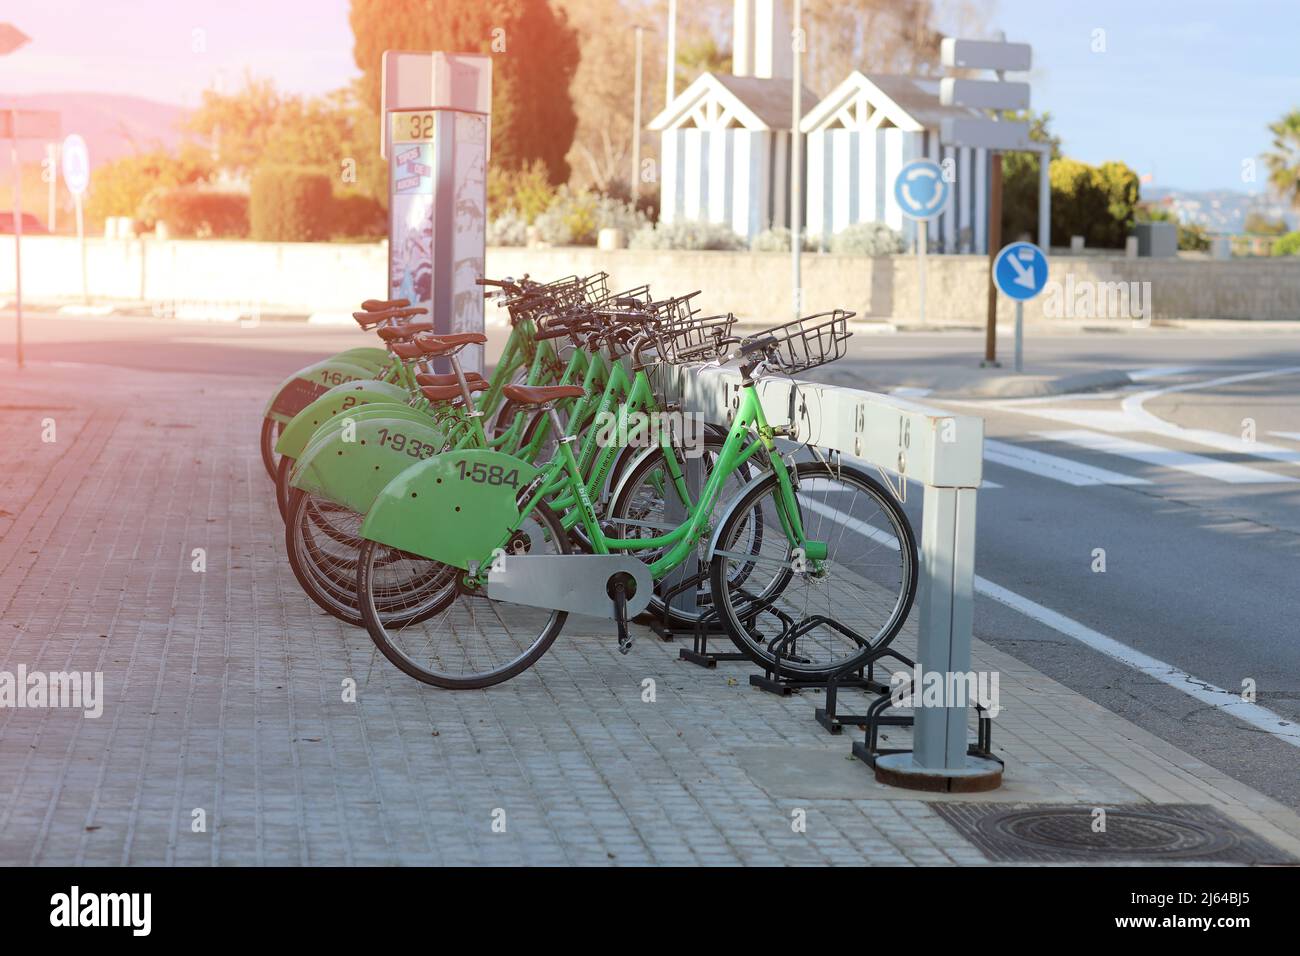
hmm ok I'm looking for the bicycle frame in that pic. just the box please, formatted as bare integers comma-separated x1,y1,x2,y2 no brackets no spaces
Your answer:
496,379,813,584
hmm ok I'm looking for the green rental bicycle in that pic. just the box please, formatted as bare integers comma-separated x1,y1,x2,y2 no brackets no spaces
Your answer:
353,309,918,689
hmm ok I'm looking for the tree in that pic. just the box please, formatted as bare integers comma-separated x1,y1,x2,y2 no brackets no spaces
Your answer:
1243,211,1287,235
185,76,384,203
1000,111,1063,241
1264,108,1300,209
349,0,580,184
84,146,213,227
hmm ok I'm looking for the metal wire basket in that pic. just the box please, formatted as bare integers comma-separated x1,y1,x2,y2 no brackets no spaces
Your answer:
747,309,855,374
654,311,738,364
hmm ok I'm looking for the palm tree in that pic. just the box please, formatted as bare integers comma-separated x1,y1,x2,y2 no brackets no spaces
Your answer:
1264,109,1300,209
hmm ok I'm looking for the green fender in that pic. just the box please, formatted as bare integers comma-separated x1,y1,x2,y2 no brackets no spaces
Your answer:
334,346,391,371
291,403,438,459
290,415,450,515
359,449,541,569
274,379,413,459
263,357,380,424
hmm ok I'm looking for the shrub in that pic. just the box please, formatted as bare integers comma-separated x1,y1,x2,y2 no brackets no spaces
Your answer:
488,208,529,246
750,227,817,252
1272,231,1300,256
532,186,647,246
829,221,905,255
147,187,248,238
249,166,332,241
488,159,556,223
327,189,385,239
628,219,746,251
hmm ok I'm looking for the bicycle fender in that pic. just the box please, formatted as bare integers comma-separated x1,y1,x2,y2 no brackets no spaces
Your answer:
291,415,449,515
359,450,541,569
274,380,412,459
262,358,378,423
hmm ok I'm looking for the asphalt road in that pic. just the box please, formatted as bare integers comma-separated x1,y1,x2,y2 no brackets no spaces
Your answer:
3,308,1298,809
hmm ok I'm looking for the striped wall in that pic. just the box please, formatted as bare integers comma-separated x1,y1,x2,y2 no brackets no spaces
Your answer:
660,128,793,241
805,128,989,254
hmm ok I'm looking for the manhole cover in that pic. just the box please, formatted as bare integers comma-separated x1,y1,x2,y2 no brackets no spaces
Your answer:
934,803,1297,864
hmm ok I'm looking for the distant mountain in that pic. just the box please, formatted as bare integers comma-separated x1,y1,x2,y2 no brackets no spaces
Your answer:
0,92,191,167
1144,186,1296,235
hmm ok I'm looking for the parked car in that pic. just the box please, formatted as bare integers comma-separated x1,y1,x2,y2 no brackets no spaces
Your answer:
0,212,48,234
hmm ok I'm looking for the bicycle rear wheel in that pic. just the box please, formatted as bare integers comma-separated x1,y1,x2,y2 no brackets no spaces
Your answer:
708,461,917,680
260,417,283,481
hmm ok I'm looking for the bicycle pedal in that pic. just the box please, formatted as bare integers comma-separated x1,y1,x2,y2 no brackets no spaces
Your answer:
618,637,634,655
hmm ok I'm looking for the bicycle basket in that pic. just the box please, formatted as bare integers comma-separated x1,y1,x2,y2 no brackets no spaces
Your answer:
748,309,854,374
655,311,738,364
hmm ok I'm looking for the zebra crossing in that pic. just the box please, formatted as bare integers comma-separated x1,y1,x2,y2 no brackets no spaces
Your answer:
979,425,1300,489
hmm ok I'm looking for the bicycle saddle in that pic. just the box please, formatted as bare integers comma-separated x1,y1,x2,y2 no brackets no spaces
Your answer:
501,384,585,406
377,321,434,341
419,380,490,402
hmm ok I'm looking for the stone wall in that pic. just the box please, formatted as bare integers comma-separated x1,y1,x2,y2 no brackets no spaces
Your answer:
3,236,1299,322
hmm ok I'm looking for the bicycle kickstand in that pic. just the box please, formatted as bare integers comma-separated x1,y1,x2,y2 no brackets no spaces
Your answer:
609,573,634,655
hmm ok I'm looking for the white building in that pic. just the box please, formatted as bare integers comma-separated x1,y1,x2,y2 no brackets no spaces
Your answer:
648,72,818,242
800,71,993,253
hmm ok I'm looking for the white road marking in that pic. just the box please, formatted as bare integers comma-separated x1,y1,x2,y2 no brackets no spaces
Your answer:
1002,408,1139,432
1120,366,1300,464
983,439,1149,486
1269,431,1300,443
974,577,1300,747
809,504,1300,748
1037,429,1297,484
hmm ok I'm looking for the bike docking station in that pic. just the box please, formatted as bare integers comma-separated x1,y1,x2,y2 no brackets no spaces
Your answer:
659,361,1004,793
381,50,492,375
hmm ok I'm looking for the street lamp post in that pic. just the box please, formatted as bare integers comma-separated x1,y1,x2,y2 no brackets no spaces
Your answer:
631,25,644,203
791,0,802,320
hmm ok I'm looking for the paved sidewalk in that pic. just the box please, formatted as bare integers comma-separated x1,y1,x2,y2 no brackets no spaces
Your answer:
1,362,1298,866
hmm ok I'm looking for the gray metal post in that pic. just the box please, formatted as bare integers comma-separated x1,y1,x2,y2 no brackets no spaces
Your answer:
1014,300,1023,373
918,219,927,325
790,0,802,319
630,26,643,203
1038,144,1051,250
11,129,23,369
912,485,979,769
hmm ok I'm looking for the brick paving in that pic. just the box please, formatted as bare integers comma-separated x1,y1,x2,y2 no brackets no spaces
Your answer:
1,361,1298,866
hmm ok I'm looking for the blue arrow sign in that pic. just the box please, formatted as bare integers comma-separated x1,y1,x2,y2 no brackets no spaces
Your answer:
893,159,949,221
992,241,1048,300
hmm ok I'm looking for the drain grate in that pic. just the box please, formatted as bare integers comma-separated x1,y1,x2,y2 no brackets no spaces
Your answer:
934,803,1297,864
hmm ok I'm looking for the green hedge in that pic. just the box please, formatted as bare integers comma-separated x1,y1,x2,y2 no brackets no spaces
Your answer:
1272,231,1300,256
1003,155,1140,249
151,188,248,238
250,167,333,241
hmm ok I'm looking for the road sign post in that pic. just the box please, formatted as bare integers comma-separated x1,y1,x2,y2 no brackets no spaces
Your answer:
61,134,89,305
893,159,949,326
3,107,60,370
992,241,1048,373
940,34,1046,366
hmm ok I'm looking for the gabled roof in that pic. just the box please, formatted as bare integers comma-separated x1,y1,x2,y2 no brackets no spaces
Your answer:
799,70,979,134
648,72,820,132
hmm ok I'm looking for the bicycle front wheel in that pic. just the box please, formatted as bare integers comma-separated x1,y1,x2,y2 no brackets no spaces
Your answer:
708,461,917,679
356,502,570,689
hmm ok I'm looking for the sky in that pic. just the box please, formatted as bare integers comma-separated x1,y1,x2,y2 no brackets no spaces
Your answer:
3,0,1297,193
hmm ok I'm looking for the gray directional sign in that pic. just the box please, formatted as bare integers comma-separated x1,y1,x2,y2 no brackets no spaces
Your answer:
940,117,1032,151
941,37,1032,72
940,77,1030,111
